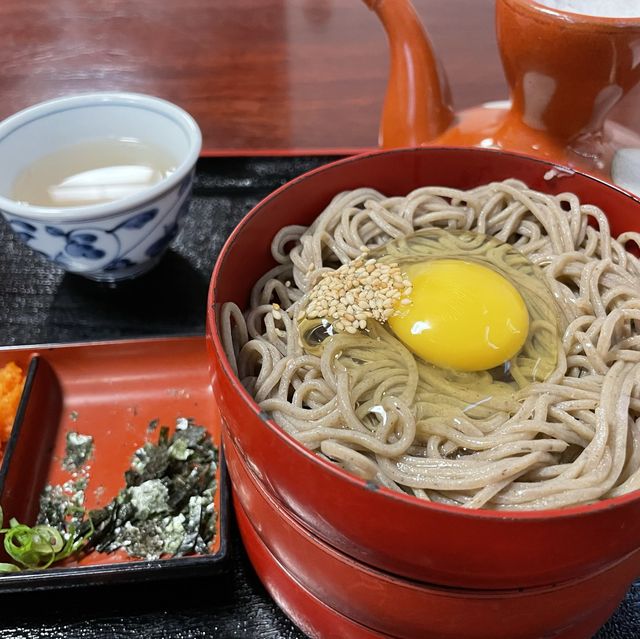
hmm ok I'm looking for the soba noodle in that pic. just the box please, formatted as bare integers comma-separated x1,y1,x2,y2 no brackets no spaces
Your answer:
220,179,640,510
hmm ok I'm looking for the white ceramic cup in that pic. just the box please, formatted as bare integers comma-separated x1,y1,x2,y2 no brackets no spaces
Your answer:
0,92,202,282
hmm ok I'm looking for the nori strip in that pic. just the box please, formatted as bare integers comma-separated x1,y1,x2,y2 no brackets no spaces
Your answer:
62,432,94,471
80,418,218,560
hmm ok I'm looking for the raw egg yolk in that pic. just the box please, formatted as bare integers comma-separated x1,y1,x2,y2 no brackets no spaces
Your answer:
388,259,529,372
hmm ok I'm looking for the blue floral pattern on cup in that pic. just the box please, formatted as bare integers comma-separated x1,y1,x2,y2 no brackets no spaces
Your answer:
1,168,196,282
9,220,37,243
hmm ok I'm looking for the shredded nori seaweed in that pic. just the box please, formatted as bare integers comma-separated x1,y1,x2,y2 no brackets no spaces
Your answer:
78,417,218,560
37,478,88,536
62,432,94,471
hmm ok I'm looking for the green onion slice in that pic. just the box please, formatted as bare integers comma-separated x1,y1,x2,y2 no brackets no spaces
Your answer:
0,505,92,572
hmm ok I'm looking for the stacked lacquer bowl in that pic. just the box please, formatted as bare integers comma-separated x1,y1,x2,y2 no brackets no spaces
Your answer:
207,147,640,639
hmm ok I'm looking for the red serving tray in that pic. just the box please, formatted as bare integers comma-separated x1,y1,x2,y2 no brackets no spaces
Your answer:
0,336,229,591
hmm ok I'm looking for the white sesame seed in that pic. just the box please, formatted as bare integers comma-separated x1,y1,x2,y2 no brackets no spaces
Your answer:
299,256,411,333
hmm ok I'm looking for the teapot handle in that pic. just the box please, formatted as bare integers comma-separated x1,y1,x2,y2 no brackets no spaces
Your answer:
364,0,454,148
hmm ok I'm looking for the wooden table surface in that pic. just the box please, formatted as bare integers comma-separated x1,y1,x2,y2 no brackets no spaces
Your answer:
2,0,637,154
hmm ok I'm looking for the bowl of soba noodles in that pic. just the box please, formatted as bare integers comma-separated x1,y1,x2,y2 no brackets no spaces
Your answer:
206,147,640,601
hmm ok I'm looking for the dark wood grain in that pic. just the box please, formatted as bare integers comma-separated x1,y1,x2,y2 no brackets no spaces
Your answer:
0,0,501,152
2,0,637,152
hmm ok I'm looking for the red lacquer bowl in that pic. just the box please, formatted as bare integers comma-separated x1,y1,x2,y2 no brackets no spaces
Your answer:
226,430,640,639
206,147,640,589
236,501,630,639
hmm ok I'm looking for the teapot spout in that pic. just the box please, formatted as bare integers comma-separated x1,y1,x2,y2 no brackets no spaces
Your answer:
364,0,454,148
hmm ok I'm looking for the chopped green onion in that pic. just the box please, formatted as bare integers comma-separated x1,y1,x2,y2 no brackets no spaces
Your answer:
0,505,93,573
0,563,20,573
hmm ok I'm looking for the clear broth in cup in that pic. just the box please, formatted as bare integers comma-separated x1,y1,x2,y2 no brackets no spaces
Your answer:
12,138,177,208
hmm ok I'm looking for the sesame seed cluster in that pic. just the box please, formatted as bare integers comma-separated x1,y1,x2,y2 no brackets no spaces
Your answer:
296,256,413,334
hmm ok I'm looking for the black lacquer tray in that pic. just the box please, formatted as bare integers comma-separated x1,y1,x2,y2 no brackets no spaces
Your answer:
0,156,637,639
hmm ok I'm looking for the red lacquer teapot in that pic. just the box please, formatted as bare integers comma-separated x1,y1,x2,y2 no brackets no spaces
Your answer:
365,0,640,194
